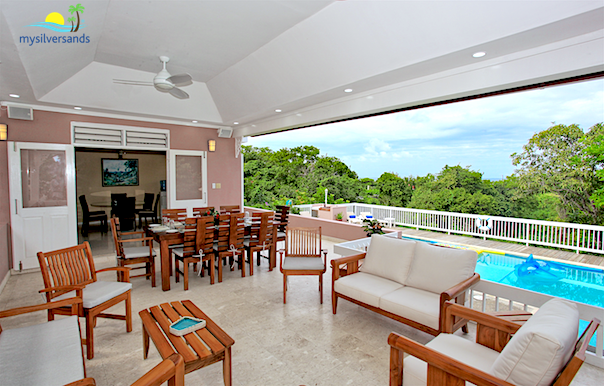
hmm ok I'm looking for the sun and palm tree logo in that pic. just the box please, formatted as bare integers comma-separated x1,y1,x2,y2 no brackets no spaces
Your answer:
69,4,85,32
27,4,85,33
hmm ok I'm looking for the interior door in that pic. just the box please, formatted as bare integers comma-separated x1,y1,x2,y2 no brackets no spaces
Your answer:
166,149,208,216
8,142,77,270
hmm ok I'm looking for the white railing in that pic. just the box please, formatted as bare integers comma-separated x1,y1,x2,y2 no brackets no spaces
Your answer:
334,237,604,368
297,203,604,254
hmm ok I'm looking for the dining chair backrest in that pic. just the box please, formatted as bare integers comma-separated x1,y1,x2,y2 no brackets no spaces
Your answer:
228,213,245,250
192,207,214,217
152,193,161,216
79,195,92,216
214,214,231,253
162,208,187,222
196,216,215,256
275,205,290,233
37,242,97,301
248,212,274,247
219,205,241,214
142,193,154,210
180,218,198,258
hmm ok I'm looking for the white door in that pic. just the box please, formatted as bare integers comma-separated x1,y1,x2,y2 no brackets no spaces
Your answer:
166,149,208,216
8,142,77,270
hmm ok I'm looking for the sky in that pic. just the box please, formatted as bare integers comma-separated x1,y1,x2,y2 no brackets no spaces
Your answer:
248,79,604,181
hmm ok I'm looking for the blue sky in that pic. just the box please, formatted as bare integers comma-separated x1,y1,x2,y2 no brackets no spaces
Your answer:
248,79,604,180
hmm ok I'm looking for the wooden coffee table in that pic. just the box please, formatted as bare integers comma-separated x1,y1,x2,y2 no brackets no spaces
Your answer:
139,300,235,385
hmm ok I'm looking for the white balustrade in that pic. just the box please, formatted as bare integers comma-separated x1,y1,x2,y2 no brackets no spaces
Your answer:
297,203,604,254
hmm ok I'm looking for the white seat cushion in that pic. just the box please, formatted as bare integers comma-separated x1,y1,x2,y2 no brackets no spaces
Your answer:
403,333,500,386
359,235,416,285
490,298,579,386
54,280,132,308
405,242,477,294
123,246,155,259
334,272,403,308
380,287,441,330
0,315,85,386
282,256,324,271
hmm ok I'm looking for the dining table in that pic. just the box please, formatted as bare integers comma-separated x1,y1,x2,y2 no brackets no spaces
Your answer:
146,221,280,291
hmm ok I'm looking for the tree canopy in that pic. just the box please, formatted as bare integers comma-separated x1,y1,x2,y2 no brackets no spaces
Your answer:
243,122,604,225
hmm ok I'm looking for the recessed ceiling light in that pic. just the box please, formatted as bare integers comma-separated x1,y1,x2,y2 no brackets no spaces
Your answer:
9,94,19,98
473,52,486,58
192,120,198,123
233,122,239,125
344,89,353,93
275,109,282,113
74,106,82,110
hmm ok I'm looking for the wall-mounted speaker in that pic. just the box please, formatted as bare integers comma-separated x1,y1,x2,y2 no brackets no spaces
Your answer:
7,106,33,120
217,127,233,138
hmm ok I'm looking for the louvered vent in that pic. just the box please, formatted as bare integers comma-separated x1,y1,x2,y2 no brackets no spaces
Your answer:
73,125,169,149
74,127,122,145
126,130,168,148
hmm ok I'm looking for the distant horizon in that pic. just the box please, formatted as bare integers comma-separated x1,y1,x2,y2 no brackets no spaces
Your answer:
248,79,604,180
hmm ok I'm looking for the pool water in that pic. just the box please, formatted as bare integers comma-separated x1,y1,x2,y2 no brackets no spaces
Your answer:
476,252,604,308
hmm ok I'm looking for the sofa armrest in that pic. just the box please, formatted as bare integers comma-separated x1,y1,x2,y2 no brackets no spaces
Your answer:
388,332,515,386
64,379,96,386
442,301,523,338
0,296,82,319
131,353,184,386
330,252,366,280
439,273,480,333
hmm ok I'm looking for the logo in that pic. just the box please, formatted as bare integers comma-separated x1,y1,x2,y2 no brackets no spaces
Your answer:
20,4,90,46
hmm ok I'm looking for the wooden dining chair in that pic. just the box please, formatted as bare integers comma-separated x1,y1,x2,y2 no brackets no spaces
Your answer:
37,241,132,359
79,195,108,236
192,207,215,217
214,212,245,281
244,211,274,276
173,216,215,290
161,208,187,222
136,192,159,228
219,205,241,214
274,205,290,244
279,227,327,304
111,216,156,287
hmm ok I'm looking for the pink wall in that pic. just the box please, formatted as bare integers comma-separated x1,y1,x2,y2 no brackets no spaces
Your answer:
0,108,242,283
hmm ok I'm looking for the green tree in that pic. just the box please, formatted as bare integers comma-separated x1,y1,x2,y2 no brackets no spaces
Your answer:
578,123,604,208
375,172,413,207
69,4,85,32
512,123,604,224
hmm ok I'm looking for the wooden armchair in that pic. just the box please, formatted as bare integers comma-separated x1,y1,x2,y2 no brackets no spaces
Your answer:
274,205,290,244
161,208,187,223
0,297,86,386
279,227,327,304
37,241,133,360
65,353,185,386
389,300,600,386
111,216,156,287
192,206,215,217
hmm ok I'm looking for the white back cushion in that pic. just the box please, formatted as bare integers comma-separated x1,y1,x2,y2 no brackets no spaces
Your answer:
405,242,477,294
490,298,579,386
359,235,416,285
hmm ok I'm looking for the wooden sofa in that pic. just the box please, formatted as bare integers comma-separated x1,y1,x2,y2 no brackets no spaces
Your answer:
389,299,600,386
331,235,480,335
0,297,185,386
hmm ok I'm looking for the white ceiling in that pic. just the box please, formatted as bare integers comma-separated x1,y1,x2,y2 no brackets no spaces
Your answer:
1,0,603,137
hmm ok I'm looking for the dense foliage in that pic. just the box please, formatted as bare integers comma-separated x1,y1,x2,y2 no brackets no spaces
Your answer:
243,122,604,225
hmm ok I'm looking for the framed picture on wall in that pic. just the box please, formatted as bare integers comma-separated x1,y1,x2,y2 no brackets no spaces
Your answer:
102,159,139,187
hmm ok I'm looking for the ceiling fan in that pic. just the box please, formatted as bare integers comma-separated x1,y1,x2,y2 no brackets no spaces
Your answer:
113,56,192,99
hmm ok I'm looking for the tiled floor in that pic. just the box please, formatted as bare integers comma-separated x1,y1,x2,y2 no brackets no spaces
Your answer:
1,231,602,385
